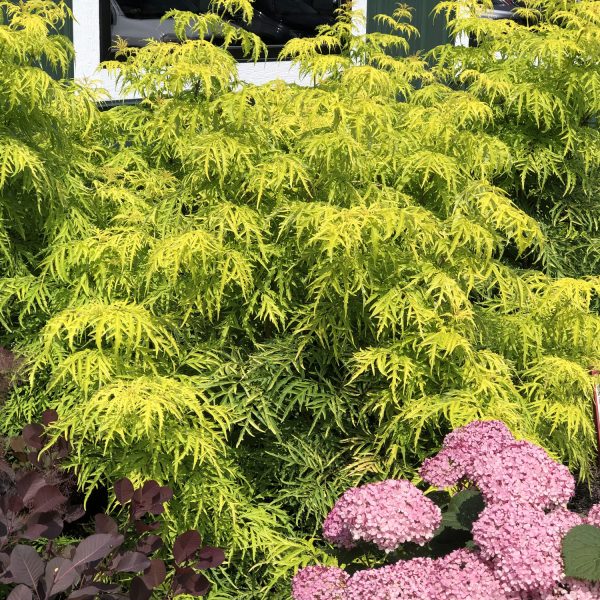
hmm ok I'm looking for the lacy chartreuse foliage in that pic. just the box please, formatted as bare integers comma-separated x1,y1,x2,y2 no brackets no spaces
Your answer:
0,0,599,597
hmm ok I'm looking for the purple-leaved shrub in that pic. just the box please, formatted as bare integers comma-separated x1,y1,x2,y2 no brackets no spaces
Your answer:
292,421,600,600
0,412,225,599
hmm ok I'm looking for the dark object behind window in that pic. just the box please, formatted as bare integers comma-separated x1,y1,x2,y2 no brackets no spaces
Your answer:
106,0,341,60
117,0,211,19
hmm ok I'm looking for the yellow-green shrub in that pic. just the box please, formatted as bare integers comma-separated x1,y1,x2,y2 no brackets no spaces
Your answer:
0,0,599,596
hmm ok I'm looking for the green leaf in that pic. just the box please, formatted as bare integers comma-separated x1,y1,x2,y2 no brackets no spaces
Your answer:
562,525,600,582
441,489,485,532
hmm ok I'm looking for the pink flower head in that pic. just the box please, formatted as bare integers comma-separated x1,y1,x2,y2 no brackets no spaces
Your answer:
472,505,582,594
558,580,600,599
322,479,441,552
586,504,600,528
420,420,516,488
474,441,574,509
343,550,509,600
430,549,508,600
292,566,348,600
420,421,575,509
345,557,436,599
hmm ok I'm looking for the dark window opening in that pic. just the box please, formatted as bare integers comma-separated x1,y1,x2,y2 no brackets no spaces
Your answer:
117,1,211,19
482,0,524,21
102,0,341,61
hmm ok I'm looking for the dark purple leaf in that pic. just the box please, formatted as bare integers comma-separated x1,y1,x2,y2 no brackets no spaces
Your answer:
159,486,173,503
7,585,32,600
148,503,165,517
7,494,24,514
46,557,79,596
67,589,103,600
22,425,44,450
94,513,119,535
31,485,67,513
173,568,210,596
129,576,152,600
195,546,225,570
173,531,201,565
71,534,124,570
0,458,14,476
135,535,162,556
0,552,10,569
114,479,134,505
9,437,27,454
9,545,44,587
68,583,122,599
26,452,41,467
133,521,159,534
130,481,163,518
138,481,160,503
47,536,124,595
42,410,59,426
22,512,64,540
141,558,166,588
64,505,86,524
112,552,150,573
16,472,46,504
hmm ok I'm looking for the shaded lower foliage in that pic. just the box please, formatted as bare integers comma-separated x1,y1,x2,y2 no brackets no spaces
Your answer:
0,347,19,405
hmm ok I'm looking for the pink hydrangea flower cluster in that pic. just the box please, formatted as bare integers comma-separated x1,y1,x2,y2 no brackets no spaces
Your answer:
419,421,580,595
473,505,582,594
322,480,441,551
521,580,600,599
292,566,348,600
586,504,600,528
293,549,507,599
292,420,600,600
345,549,506,600
419,420,575,509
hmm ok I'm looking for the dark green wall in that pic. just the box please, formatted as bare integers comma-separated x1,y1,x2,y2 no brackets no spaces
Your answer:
4,0,73,78
367,0,450,54
47,0,74,79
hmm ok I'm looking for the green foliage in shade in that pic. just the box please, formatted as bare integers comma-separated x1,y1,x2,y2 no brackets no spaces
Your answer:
0,0,599,596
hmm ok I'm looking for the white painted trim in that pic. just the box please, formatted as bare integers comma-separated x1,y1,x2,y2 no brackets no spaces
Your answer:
354,0,368,34
72,0,100,81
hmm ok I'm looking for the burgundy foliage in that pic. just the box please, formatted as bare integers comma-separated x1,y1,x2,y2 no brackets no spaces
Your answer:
0,412,225,599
